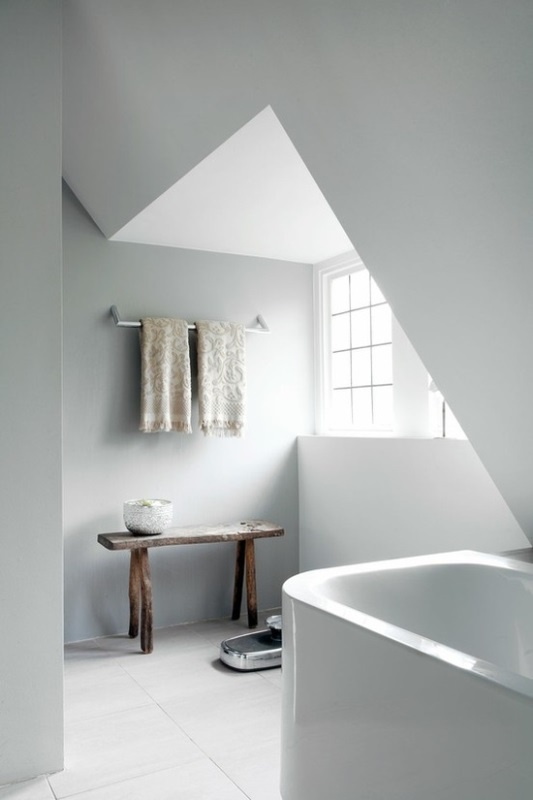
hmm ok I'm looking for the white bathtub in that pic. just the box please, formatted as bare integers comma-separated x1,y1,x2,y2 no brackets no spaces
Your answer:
281,551,533,800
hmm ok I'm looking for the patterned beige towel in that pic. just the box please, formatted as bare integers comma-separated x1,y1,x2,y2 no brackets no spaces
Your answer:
196,320,246,437
139,317,192,433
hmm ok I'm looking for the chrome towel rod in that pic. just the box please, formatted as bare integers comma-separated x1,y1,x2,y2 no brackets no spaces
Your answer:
110,305,270,334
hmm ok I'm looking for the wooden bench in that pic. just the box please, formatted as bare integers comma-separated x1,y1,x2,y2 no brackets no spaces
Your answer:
97,520,284,653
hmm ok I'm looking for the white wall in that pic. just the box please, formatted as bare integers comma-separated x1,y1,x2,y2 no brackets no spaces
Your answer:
392,317,431,438
0,0,63,784
62,186,314,643
298,436,529,572
63,0,533,540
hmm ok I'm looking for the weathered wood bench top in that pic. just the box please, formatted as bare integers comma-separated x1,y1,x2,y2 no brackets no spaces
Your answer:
98,520,283,550
97,519,285,653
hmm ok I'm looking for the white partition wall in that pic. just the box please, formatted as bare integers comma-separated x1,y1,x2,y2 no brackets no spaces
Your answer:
298,436,529,572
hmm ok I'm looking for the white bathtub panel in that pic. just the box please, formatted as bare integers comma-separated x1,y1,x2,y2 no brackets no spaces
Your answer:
321,563,533,677
281,598,533,800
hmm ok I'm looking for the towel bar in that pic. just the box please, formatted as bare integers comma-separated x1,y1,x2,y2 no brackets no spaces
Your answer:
110,305,270,333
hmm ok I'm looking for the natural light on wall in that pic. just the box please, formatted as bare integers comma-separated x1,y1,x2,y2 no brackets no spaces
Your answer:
315,251,467,439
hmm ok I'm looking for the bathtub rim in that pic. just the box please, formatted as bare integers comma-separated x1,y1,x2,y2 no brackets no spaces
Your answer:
282,550,533,700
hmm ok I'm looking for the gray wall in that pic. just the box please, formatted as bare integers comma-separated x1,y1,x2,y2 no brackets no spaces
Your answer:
63,0,533,540
62,186,314,643
302,2,533,541
299,437,528,572
0,0,63,784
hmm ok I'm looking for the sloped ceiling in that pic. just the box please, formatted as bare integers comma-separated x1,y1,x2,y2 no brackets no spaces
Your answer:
62,0,352,264
111,106,353,263
63,0,533,540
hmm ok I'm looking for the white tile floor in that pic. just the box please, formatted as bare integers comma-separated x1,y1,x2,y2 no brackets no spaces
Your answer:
0,611,283,800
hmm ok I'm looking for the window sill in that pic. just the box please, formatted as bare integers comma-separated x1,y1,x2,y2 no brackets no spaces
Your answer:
311,430,467,441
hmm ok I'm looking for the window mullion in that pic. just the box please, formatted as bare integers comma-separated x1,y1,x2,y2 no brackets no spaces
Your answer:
348,273,354,425
368,272,374,425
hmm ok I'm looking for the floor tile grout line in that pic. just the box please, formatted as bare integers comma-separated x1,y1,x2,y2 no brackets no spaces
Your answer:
45,775,59,800
206,759,254,800
65,658,274,726
58,616,283,800
153,700,254,799
66,645,280,776
63,698,158,727
153,684,283,758
1,619,282,799
45,761,209,800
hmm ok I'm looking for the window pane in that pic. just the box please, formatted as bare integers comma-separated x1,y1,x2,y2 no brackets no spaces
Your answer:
372,343,392,385
373,386,393,428
331,389,352,428
331,274,350,314
371,304,391,344
331,312,350,351
351,347,371,387
370,276,386,305
352,387,373,429
350,269,370,309
351,308,371,348
325,264,395,433
332,351,351,389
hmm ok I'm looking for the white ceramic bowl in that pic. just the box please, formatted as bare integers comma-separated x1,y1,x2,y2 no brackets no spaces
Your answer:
123,499,173,535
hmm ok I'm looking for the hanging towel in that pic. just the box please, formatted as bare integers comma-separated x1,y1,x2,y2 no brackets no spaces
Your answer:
196,320,246,437
139,317,192,433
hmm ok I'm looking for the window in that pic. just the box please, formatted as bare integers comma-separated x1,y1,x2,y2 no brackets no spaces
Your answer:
329,267,393,431
315,251,467,439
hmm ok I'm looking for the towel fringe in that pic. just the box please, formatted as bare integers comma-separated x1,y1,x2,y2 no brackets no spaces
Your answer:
141,421,193,434
200,420,245,438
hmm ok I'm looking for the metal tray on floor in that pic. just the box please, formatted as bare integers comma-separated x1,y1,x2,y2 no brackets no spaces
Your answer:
220,615,282,671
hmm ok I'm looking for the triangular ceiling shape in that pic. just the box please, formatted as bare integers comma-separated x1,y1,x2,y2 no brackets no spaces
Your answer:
110,106,353,264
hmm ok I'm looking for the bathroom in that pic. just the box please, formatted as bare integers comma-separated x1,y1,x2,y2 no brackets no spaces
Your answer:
2,1,533,797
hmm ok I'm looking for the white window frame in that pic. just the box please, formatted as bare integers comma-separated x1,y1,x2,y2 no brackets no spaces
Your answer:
314,250,395,436
315,250,467,439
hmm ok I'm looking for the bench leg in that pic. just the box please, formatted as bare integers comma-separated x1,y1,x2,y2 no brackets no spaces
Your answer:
232,540,246,620
232,539,258,628
245,539,258,628
139,548,153,654
128,550,141,638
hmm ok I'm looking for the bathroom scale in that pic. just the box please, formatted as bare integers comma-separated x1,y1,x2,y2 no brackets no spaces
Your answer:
219,614,282,671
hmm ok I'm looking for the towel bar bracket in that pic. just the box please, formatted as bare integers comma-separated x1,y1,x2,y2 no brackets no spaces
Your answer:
110,305,270,334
